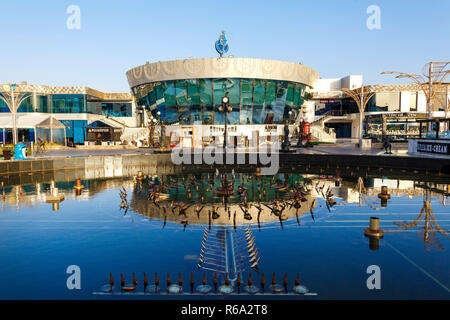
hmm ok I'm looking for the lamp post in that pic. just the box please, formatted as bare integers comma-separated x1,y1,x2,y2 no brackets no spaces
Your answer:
219,92,232,148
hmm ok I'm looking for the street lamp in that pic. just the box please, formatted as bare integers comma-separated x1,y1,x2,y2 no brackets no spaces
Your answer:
157,111,161,125
218,92,232,148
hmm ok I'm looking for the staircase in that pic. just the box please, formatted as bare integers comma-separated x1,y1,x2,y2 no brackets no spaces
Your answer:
310,125,336,143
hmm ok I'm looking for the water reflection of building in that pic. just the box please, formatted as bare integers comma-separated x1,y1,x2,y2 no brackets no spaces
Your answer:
129,173,317,226
0,178,135,210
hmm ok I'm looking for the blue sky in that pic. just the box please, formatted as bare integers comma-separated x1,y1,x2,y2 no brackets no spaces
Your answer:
0,0,448,92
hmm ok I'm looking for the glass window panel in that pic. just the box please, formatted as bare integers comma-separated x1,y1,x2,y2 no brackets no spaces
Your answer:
285,83,295,108
163,81,176,107
265,81,276,107
215,106,225,125
51,94,85,113
199,79,213,106
186,79,200,106
166,106,179,124
293,85,301,107
240,79,253,106
178,105,191,124
0,97,9,112
275,81,287,123
213,79,227,106
253,79,265,106
228,105,240,125
240,105,252,124
175,80,188,107
17,96,33,112
252,105,264,124
226,78,240,105
148,89,157,110
202,105,214,125
191,105,202,124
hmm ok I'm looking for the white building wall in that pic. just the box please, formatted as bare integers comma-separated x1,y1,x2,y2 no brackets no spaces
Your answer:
417,93,427,112
341,75,363,89
400,91,411,112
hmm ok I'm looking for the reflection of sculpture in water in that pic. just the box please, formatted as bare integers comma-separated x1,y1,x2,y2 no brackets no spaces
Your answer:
394,189,449,251
128,171,318,227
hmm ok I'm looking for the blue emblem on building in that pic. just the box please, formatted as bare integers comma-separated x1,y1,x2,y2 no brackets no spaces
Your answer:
215,31,229,57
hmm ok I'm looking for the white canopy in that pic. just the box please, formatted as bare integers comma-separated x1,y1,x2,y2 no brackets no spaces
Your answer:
0,115,67,145
0,114,52,129
36,117,66,129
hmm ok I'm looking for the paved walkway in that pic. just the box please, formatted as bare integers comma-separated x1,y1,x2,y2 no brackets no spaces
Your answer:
21,141,448,160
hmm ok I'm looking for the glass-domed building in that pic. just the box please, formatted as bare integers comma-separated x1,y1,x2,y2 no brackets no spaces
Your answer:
126,57,318,147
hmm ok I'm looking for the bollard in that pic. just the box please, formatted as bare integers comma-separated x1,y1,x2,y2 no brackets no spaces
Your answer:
364,217,384,250
73,179,84,194
378,186,391,207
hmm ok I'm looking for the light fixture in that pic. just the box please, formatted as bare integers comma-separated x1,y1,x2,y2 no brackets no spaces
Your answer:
222,96,229,104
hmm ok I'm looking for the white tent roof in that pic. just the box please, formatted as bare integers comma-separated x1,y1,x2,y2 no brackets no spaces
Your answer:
0,115,62,129
36,117,66,129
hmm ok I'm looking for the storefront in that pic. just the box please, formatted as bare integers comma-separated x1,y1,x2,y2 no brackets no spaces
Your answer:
366,112,427,141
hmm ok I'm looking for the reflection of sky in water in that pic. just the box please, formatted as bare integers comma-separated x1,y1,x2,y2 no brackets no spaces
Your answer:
0,175,448,299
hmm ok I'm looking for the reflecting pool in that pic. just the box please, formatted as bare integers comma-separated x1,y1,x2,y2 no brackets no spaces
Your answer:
0,170,448,299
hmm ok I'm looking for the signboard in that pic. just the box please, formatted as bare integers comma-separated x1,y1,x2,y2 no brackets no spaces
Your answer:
86,127,122,142
417,141,450,155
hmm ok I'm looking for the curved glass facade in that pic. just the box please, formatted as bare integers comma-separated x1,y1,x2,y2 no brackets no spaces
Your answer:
134,78,307,125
